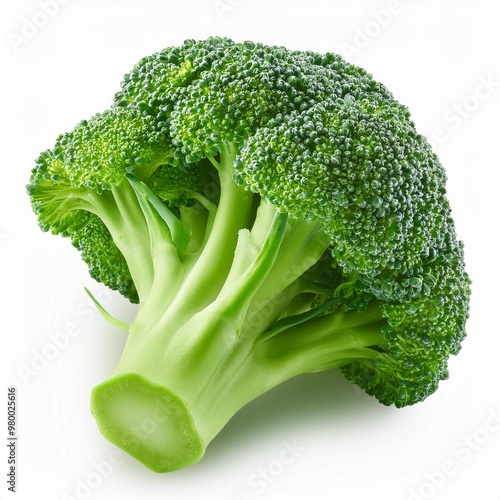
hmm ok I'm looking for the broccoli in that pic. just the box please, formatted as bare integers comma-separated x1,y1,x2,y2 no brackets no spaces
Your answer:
27,37,470,472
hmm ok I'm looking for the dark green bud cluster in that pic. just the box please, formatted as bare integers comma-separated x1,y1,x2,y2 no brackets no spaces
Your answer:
116,37,393,166
150,162,199,207
61,107,169,191
70,213,138,302
235,95,455,304
342,242,470,407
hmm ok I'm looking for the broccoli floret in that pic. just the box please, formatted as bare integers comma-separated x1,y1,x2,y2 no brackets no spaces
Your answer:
27,37,470,472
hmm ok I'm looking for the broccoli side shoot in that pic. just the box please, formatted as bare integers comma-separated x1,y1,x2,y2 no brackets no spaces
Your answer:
28,37,470,472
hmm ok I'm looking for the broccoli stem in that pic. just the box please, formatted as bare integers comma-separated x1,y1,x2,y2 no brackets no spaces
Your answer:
90,142,384,472
91,294,385,472
256,301,386,378
162,143,257,318
90,158,387,471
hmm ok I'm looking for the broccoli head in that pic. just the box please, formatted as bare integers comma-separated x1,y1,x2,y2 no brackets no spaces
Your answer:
27,37,470,472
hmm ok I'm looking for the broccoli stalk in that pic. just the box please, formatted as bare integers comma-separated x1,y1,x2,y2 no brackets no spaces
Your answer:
28,37,470,472
92,146,384,472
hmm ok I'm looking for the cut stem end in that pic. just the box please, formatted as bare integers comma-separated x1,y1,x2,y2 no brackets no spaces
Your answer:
91,373,205,472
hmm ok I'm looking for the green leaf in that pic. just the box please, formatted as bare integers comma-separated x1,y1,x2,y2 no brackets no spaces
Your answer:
126,174,191,259
84,287,130,331
258,298,340,343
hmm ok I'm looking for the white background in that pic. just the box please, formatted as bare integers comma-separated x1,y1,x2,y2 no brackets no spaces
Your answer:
1,1,499,499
